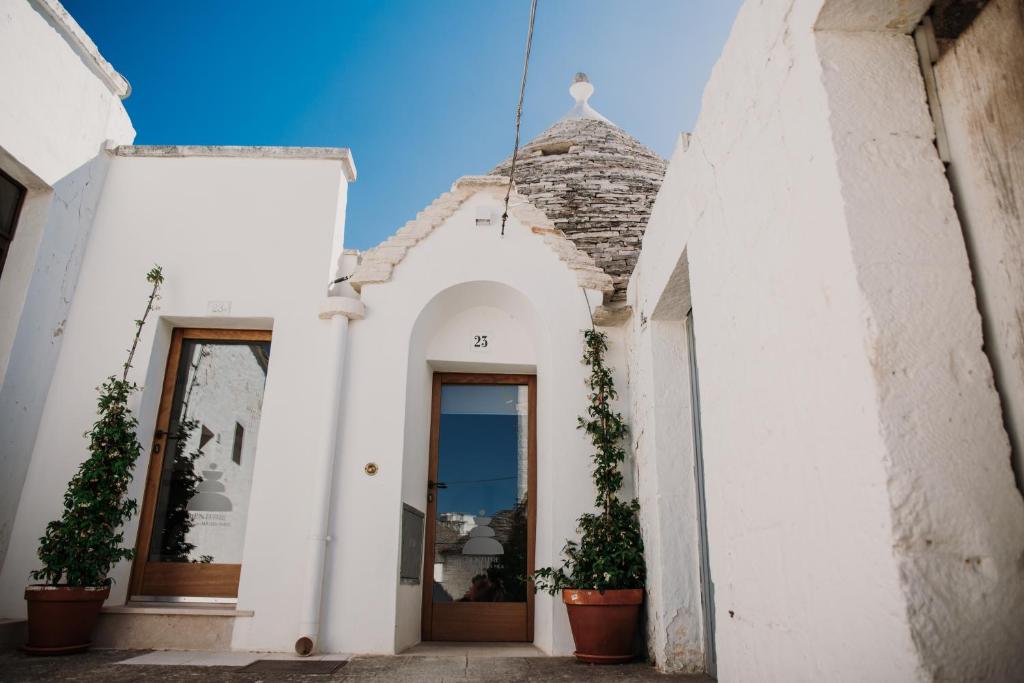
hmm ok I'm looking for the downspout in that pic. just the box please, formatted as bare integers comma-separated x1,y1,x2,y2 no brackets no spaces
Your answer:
295,295,365,656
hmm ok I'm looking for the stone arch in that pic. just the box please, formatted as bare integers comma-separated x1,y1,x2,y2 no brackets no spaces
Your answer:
410,280,543,373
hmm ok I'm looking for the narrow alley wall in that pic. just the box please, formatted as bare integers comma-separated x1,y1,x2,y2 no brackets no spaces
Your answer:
627,0,1024,680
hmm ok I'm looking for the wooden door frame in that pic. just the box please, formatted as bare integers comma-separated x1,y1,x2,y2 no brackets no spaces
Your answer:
420,372,537,642
128,327,272,599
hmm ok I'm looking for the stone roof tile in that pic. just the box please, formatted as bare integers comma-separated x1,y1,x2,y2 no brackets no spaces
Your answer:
489,115,667,301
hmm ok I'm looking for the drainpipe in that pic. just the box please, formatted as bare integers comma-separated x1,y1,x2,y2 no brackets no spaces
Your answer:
295,295,365,656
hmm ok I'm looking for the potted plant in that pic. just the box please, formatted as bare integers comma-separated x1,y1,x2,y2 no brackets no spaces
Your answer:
533,328,646,664
23,266,164,654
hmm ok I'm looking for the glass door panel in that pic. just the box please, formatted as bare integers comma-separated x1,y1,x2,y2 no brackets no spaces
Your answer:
424,376,535,642
433,384,529,603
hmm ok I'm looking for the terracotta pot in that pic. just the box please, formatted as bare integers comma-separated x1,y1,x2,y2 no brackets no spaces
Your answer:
562,588,643,664
23,585,110,655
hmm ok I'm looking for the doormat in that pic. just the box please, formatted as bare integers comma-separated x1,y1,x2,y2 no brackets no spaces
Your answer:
236,659,347,674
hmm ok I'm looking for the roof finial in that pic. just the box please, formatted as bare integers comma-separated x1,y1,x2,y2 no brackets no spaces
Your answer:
570,72,594,105
562,72,612,125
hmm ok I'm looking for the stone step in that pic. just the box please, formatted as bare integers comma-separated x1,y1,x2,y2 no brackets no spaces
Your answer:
94,602,253,651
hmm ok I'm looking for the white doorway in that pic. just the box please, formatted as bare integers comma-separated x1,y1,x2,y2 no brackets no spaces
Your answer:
686,311,716,678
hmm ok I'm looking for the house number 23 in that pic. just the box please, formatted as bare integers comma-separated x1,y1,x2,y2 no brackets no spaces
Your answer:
473,335,489,348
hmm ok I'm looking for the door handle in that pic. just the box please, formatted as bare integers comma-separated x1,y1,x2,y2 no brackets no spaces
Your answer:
428,480,446,503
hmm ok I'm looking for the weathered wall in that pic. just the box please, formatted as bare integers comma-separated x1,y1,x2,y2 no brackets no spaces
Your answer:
934,0,1024,492
0,150,351,633
0,0,135,570
817,16,1024,679
633,2,919,676
626,311,704,672
628,0,1024,679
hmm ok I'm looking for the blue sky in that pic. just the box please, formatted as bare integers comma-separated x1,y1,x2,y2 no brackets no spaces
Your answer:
64,1,742,250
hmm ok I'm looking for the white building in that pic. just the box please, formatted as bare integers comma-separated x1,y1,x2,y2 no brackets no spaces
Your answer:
1,1,1023,681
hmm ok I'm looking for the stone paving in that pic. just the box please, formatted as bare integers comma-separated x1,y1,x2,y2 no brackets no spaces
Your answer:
0,649,714,682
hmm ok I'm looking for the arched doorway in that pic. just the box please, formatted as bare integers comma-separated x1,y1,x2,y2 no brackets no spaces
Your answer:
400,281,545,644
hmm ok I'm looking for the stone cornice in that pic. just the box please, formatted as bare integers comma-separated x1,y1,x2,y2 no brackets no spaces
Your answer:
31,0,131,99
111,145,357,182
348,175,614,297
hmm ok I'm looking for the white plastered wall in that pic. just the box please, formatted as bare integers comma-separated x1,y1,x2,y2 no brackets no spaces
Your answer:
0,152,351,631
626,235,704,673
310,188,624,656
627,0,1024,679
0,0,135,570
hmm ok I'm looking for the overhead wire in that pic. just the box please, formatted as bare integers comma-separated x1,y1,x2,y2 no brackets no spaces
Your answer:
500,0,539,237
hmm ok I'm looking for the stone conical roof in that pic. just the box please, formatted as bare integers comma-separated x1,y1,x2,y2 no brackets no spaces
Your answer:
490,74,667,302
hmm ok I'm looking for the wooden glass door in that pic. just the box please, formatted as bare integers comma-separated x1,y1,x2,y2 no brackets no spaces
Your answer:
130,328,271,599
421,373,536,641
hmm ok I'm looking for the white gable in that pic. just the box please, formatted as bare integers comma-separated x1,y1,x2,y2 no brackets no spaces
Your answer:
349,175,613,298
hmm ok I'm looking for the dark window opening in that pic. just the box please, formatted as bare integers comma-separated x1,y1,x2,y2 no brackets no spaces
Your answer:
537,142,573,157
199,425,215,449
0,168,27,283
232,422,244,465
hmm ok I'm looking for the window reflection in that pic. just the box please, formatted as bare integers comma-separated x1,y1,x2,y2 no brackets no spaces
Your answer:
432,384,529,603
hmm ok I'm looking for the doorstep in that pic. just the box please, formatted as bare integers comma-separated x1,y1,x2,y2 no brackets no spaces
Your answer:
94,601,253,650
102,601,254,617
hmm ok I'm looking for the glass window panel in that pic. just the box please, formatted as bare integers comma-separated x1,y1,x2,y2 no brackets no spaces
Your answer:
0,170,26,280
432,384,529,604
149,338,270,563
0,170,25,241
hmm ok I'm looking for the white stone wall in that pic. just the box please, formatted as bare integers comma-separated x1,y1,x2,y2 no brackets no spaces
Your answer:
0,0,135,569
0,150,351,635
626,308,705,672
627,0,1024,679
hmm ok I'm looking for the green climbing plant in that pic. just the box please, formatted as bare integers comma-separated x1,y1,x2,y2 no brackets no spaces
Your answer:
30,266,165,587
532,328,645,594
